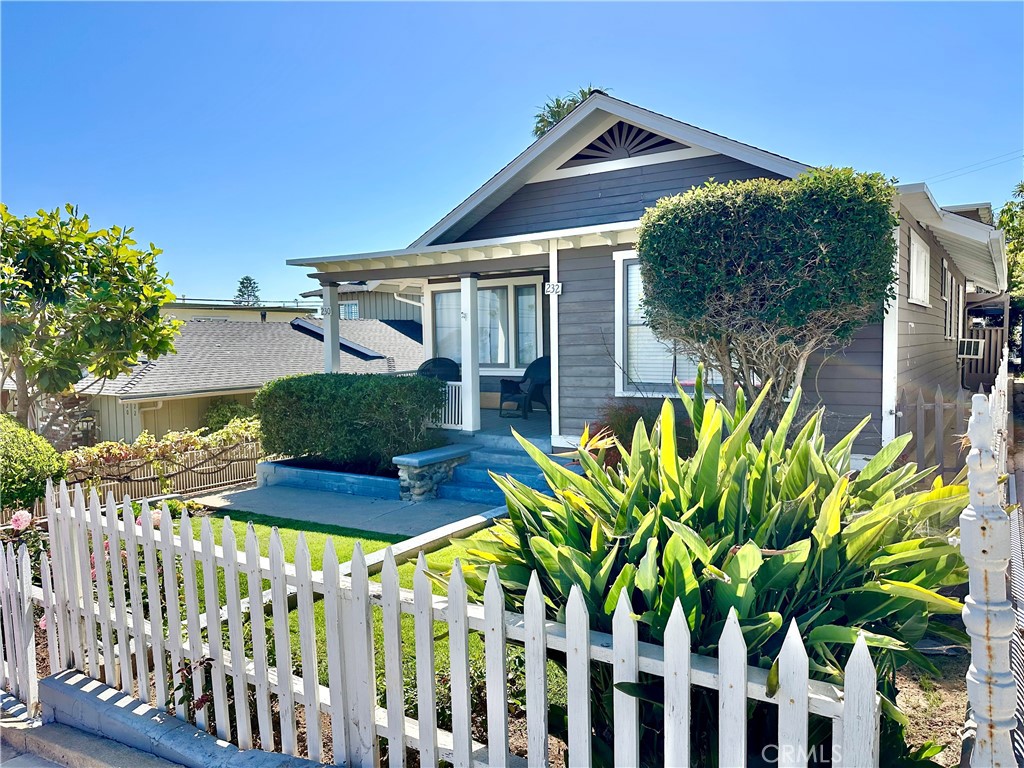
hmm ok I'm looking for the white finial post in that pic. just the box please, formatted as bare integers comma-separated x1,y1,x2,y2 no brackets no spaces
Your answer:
961,392,1017,766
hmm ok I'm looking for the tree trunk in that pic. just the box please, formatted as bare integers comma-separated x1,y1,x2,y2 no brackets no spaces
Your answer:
12,357,32,427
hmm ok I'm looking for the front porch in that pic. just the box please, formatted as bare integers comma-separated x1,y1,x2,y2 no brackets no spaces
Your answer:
294,221,643,448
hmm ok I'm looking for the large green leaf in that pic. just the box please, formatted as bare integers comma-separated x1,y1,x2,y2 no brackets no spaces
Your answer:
713,540,764,619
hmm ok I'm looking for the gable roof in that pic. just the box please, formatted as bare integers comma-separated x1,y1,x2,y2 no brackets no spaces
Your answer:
83,319,424,402
412,93,811,247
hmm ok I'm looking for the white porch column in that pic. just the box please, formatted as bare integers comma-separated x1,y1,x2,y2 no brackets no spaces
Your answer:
460,274,481,432
321,282,341,373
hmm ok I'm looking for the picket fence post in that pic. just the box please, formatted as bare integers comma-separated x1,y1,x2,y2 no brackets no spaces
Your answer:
961,392,1017,765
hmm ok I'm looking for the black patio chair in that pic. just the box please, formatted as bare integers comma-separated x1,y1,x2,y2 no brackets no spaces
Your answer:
499,356,551,419
416,357,461,381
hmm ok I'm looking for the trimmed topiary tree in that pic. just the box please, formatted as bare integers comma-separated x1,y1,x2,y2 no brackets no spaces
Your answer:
636,167,898,432
0,414,66,510
253,373,446,473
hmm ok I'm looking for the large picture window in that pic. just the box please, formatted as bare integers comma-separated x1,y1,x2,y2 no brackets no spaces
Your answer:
615,252,721,395
428,277,542,369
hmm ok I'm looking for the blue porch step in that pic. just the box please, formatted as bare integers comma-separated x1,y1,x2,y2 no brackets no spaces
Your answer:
437,446,581,506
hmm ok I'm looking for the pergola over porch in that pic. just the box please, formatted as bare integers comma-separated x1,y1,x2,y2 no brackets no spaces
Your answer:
287,221,639,434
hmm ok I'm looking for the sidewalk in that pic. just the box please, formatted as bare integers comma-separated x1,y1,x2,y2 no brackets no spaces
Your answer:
194,484,498,537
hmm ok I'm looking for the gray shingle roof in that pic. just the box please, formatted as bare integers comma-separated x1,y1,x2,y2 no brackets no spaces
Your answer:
88,319,423,401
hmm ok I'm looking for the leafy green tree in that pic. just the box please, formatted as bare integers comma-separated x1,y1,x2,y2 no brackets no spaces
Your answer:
532,85,608,138
0,204,180,435
998,182,1024,353
234,275,261,306
636,168,898,433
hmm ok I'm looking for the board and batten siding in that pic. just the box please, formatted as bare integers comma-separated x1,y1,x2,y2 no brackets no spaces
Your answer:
896,207,966,400
556,247,885,451
93,393,255,443
338,291,422,322
451,155,786,243
93,395,143,443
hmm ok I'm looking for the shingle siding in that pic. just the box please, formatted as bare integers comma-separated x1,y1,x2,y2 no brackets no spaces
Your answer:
452,155,786,242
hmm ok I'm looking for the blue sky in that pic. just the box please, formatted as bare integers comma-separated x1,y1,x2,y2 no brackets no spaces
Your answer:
3,2,1022,300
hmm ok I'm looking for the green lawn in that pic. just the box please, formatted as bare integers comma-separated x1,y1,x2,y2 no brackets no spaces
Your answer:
181,511,404,604
177,510,563,725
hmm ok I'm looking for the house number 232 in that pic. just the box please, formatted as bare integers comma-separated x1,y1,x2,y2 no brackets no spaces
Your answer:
544,282,563,296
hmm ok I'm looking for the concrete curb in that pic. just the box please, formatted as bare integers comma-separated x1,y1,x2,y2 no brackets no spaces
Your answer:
2,691,181,768
39,671,326,768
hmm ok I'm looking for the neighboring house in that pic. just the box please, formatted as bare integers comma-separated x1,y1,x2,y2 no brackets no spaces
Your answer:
87,318,423,442
301,283,424,323
288,93,1007,458
162,297,321,323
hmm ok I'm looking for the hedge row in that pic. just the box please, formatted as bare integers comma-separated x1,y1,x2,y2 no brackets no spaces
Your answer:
253,374,446,472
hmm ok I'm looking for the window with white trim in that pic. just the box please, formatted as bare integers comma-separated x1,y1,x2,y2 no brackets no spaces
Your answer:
339,301,360,320
615,252,722,396
427,276,543,369
908,229,930,306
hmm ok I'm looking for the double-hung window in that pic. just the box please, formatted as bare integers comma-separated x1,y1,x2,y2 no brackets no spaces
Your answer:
614,251,721,396
909,229,931,306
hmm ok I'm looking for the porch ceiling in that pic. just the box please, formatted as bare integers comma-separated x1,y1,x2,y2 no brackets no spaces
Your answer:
287,221,639,282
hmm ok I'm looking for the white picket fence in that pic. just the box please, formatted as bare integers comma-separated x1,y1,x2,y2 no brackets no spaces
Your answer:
959,348,1018,766
0,481,883,767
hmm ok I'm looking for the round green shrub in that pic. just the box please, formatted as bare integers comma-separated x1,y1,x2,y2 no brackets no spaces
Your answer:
0,415,66,510
203,399,255,432
253,373,446,473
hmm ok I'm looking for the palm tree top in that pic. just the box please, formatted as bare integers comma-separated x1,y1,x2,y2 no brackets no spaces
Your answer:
532,85,609,138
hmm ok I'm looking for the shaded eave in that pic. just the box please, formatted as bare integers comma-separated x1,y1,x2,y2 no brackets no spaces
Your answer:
408,93,811,247
898,183,1007,292
287,221,640,281
117,386,261,403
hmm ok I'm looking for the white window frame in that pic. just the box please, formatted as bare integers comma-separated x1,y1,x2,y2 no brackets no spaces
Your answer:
908,229,931,307
339,300,360,320
423,274,544,375
613,250,713,398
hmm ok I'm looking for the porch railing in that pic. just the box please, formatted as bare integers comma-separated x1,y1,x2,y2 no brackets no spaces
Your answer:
392,372,463,430
436,381,462,429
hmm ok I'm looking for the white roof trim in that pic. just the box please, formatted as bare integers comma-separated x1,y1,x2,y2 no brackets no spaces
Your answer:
410,93,810,248
288,220,640,274
898,183,1007,292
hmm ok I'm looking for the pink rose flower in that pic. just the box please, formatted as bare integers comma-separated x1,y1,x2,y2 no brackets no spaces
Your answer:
151,509,163,529
9,510,31,532
38,615,46,631
104,540,110,553
90,567,96,581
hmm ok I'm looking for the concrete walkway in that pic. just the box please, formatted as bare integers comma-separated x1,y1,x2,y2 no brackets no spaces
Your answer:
194,484,498,537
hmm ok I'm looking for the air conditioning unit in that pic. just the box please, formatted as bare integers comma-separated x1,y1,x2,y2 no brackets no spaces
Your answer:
957,338,985,359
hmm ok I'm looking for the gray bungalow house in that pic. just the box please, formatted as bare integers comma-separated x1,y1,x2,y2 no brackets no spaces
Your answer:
289,93,1007,460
